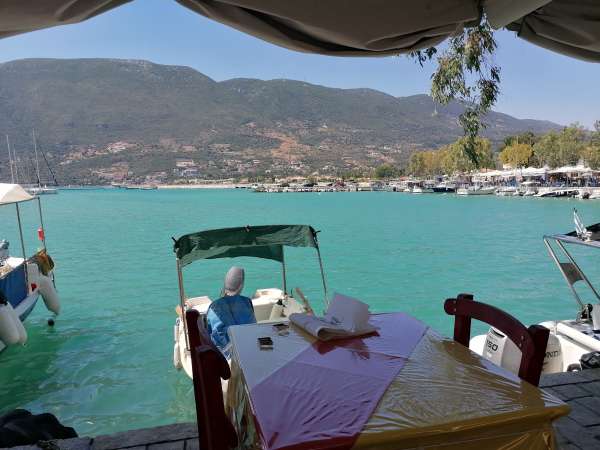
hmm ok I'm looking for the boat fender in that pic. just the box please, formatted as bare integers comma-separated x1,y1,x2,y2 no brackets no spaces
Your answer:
37,274,60,315
0,303,20,346
173,321,182,369
269,299,284,320
9,304,27,344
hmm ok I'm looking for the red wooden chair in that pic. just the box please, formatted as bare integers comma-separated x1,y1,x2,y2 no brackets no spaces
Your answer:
185,309,238,450
444,293,549,386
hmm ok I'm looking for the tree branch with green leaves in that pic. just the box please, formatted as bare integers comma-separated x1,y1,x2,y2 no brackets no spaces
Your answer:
411,18,500,166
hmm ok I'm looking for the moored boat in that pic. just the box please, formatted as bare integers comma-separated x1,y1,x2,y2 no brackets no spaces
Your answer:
412,181,434,194
27,186,58,195
495,186,517,196
432,181,456,193
171,224,327,379
470,210,600,375
124,184,158,190
0,184,61,353
534,187,579,198
456,185,495,195
521,180,540,196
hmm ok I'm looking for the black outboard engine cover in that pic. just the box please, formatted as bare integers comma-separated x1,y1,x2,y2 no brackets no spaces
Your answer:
580,351,600,370
0,409,77,447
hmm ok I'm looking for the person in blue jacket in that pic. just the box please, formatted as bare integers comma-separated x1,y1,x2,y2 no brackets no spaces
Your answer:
206,266,256,355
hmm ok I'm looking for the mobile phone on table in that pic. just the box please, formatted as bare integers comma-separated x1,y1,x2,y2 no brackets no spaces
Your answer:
258,336,273,350
272,323,288,332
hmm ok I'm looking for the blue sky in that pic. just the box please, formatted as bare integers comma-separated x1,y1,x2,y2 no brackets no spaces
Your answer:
0,0,598,128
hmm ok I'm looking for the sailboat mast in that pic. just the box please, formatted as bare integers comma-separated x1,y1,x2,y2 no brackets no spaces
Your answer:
39,140,59,186
11,139,19,183
33,129,41,187
6,135,14,183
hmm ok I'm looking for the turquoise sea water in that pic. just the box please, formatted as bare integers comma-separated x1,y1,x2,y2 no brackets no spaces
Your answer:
2,189,600,436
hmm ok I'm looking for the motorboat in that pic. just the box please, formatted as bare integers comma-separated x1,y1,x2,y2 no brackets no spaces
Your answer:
456,185,495,195
124,184,158,190
432,181,456,193
521,181,540,196
495,186,518,196
589,190,600,200
534,187,579,198
412,181,434,194
412,186,433,194
171,224,328,379
402,180,420,193
0,184,61,353
470,210,600,375
575,188,600,200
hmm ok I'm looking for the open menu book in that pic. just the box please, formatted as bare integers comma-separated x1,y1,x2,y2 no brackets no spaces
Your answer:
289,293,376,341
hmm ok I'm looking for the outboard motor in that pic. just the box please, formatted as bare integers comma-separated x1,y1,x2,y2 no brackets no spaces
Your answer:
483,327,563,375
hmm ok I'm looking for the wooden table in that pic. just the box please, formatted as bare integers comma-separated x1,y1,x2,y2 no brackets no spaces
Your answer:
226,313,569,450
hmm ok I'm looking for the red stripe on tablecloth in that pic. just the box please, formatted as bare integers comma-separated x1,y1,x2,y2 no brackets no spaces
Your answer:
249,313,428,450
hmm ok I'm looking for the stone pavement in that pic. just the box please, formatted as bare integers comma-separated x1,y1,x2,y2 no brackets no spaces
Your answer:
541,368,600,449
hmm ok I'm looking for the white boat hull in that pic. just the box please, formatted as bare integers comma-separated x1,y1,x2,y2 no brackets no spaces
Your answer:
412,187,434,194
470,319,600,375
457,187,495,195
27,187,58,195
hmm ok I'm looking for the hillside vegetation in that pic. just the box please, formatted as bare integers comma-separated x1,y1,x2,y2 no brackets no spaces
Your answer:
0,58,561,183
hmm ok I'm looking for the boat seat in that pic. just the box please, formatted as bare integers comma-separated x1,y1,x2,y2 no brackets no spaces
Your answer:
185,296,212,308
444,293,549,386
251,296,279,321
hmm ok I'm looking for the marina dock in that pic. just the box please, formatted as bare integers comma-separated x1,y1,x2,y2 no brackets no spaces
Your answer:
5,369,600,450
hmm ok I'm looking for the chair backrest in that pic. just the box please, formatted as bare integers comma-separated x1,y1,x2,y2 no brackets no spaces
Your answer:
185,309,238,450
444,293,549,386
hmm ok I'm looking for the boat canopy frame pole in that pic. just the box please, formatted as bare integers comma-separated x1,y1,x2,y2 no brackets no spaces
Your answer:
32,129,42,189
555,239,600,301
15,203,29,287
544,238,600,312
315,244,329,308
6,135,14,184
281,247,287,296
176,258,190,351
36,197,47,250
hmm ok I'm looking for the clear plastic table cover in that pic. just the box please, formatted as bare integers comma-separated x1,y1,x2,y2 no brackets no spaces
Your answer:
226,313,569,450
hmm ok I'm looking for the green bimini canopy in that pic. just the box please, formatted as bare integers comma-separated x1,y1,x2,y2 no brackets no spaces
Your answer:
174,224,319,267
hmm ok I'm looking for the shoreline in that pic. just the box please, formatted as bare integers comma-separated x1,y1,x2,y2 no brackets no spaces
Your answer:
157,183,250,189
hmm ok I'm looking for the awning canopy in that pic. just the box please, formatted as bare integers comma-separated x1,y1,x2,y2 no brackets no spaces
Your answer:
0,183,34,205
471,167,549,179
174,224,319,267
472,170,505,178
520,167,548,177
0,1,598,61
548,165,593,174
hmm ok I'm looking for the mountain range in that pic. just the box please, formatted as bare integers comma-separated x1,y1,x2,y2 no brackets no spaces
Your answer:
0,58,561,183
